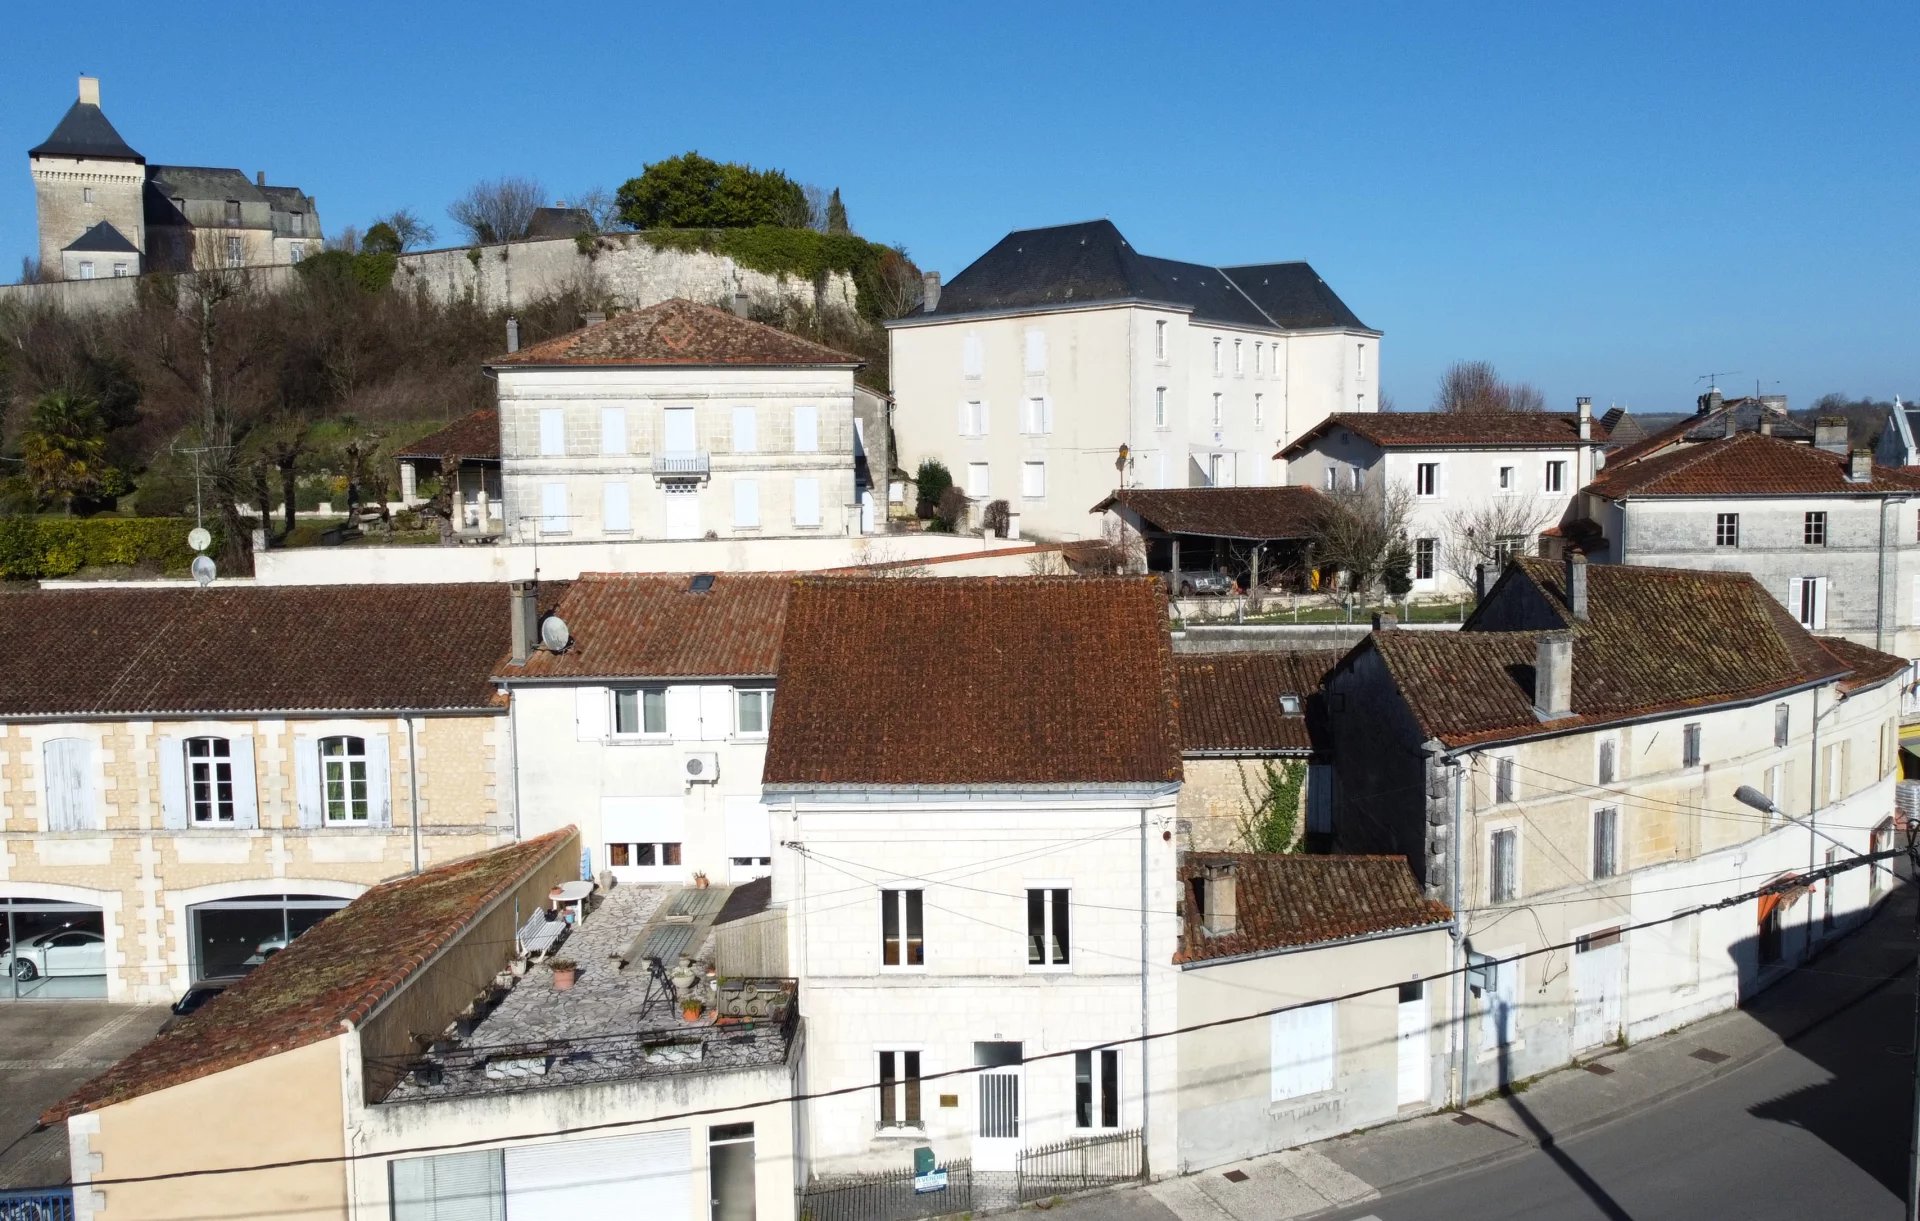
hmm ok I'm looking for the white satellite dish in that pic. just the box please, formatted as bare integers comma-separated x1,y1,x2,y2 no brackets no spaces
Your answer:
539,615,571,653
191,555,217,587
187,527,212,553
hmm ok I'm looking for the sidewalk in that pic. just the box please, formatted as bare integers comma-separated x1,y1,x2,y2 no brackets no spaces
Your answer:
1039,885,1917,1221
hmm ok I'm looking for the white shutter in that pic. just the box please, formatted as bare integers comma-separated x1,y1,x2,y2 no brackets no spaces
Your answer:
575,687,609,742
504,1131,688,1221
1813,578,1829,630
1042,395,1054,434
601,799,687,845
157,736,186,830
1787,578,1806,626
602,481,631,533
963,334,983,377
391,1149,505,1221
43,739,94,832
733,479,760,529
958,400,971,437
366,731,393,828
793,478,821,527
698,686,732,743
793,405,819,453
599,407,626,456
230,735,259,830
1912,575,1920,625
725,795,773,858
538,408,564,457
981,401,991,434
540,483,567,534
294,736,323,829
732,406,758,453
666,686,701,741
1024,328,1046,373
1269,1002,1335,1100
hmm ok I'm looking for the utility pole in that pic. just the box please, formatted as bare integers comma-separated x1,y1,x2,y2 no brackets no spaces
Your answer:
174,443,234,532
1907,823,1920,1221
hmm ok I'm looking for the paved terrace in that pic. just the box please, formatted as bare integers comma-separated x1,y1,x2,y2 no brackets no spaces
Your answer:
381,883,795,1104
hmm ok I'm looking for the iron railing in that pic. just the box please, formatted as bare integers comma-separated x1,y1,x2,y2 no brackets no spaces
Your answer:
1016,1128,1145,1203
652,452,712,479
798,1157,971,1221
797,1129,1146,1221
0,1188,74,1221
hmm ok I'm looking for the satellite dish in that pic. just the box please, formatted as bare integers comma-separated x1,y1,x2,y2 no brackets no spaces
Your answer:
190,555,217,587
539,615,571,653
187,527,212,553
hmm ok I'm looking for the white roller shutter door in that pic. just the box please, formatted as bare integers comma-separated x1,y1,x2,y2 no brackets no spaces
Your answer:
601,799,686,846
504,1130,689,1221
725,795,773,858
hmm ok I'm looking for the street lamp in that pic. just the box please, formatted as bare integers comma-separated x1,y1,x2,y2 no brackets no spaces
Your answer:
1732,785,1856,854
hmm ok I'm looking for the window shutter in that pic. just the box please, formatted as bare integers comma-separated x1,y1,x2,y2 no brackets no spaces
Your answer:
575,687,608,742
1025,329,1046,373
602,481,631,532
958,401,971,437
294,736,323,829
981,401,991,435
666,686,701,741
600,407,627,456
539,408,564,457
43,739,94,832
1787,578,1806,624
1042,395,1054,434
366,731,393,828
698,686,732,743
1813,578,1829,630
230,735,259,830
793,405,819,453
541,483,567,533
793,478,821,527
733,406,758,453
157,736,186,830
733,479,760,529
963,334,983,377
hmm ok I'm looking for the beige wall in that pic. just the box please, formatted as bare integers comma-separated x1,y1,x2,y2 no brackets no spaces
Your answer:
71,1034,348,1221
1179,756,1309,851
31,154,146,271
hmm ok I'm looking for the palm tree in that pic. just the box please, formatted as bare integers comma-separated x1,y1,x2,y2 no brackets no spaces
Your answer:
20,392,107,513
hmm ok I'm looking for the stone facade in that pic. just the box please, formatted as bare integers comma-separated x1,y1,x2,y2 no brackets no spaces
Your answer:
32,153,145,271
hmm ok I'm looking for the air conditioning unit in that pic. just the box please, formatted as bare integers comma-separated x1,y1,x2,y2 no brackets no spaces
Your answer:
683,752,720,784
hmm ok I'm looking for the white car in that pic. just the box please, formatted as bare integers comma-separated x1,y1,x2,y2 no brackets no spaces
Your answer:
11,928,105,980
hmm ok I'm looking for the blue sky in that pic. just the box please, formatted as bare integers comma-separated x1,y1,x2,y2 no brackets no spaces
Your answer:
4,1,1915,414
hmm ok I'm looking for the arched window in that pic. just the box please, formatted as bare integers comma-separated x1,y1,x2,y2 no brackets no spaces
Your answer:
320,736,369,823
186,737,234,824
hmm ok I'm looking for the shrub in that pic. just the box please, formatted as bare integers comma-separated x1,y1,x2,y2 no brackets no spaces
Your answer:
982,499,1011,538
0,517,218,579
914,459,952,519
936,486,970,533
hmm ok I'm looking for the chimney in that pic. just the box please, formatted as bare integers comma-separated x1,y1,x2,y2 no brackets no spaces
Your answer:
1577,396,1592,440
78,76,99,106
1195,862,1238,936
1722,410,1737,439
256,170,266,188
1475,563,1488,603
583,311,606,328
505,316,520,353
1565,551,1589,621
1759,416,1774,437
730,291,749,318
1372,611,1397,631
1533,633,1574,720
509,581,539,666
921,271,941,312
1814,417,1849,455
1697,388,1724,415
1848,449,1873,483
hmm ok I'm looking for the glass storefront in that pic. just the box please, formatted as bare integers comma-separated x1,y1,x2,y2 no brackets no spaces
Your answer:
188,894,348,981
0,898,107,1000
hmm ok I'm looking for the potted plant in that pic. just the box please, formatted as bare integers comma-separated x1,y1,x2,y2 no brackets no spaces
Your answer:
548,958,579,992
681,996,704,1024
509,956,530,978
692,871,710,890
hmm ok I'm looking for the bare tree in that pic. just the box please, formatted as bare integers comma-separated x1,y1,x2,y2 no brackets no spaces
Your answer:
1439,493,1556,594
374,208,436,252
871,246,924,319
1306,481,1416,598
448,176,546,245
325,225,360,254
1505,382,1547,413
774,183,829,232
1378,390,1397,413
569,187,623,234
17,257,52,285
1435,360,1546,413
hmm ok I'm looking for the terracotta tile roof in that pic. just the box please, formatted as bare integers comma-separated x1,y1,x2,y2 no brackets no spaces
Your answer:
396,408,500,462
1816,636,1911,693
1605,401,1812,466
1092,487,1328,540
1589,431,1920,498
1279,411,1607,458
763,576,1182,787
497,573,792,680
0,583,542,717
1175,651,1341,754
43,830,576,1123
1358,558,1849,748
1176,853,1450,963
492,298,860,367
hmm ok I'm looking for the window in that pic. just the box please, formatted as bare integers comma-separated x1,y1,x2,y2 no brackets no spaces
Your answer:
1716,513,1740,547
793,478,821,528
1154,320,1168,361
1211,393,1222,426
962,400,987,437
736,688,773,737
602,481,631,533
1254,393,1264,427
1324,466,1338,491
1021,461,1046,500
290,211,305,237
224,199,241,225
600,407,627,455
793,404,819,453
77,261,94,279
1233,339,1244,375
878,1050,922,1128
1154,387,1168,428
613,688,667,736
390,1149,504,1219
1498,465,1514,492
1026,888,1069,966
1494,756,1515,803
732,479,760,529
1790,577,1828,629
319,736,369,823
732,407,758,453
1592,807,1619,878
1489,828,1518,902
1492,534,1526,564
1357,342,1367,379
1765,764,1784,820
1414,537,1436,581
1774,703,1790,748
1254,342,1264,375
881,889,924,967
1597,739,1617,786
187,737,235,824
1823,742,1845,804
1269,1002,1335,1100
962,334,983,378
282,247,298,265
1211,338,1222,375
83,187,94,204
1075,1048,1121,1129
538,408,564,456
1024,328,1047,373
1350,467,1365,491
1544,461,1566,492
1682,722,1702,768
539,483,567,535
1415,462,1439,496
225,236,243,267
607,841,681,867
1023,397,1049,434
1804,512,1827,545
966,462,990,498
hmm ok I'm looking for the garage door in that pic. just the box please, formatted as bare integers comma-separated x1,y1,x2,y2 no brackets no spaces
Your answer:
505,1130,689,1221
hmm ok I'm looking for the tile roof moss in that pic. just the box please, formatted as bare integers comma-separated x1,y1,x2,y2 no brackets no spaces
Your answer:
43,830,577,1123
493,298,861,367
396,408,500,463
1176,853,1450,963
498,573,793,681
1280,411,1607,457
1589,431,1920,498
764,576,1183,786
1175,651,1341,754
1092,487,1327,540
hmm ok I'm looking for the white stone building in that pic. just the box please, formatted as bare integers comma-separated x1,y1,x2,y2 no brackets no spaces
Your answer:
887,220,1379,539
492,299,867,544
1280,405,1608,597
499,574,789,886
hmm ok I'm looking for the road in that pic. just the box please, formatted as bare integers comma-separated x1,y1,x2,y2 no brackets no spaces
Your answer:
1329,953,1914,1220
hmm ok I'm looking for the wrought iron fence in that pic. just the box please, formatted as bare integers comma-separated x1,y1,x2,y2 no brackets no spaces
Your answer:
0,1188,75,1221
1016,1128,1145,1203
798,1157,972,1221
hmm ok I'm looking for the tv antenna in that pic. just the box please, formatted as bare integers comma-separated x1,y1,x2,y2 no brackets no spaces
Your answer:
172,443,235,532
1695,371,1740,394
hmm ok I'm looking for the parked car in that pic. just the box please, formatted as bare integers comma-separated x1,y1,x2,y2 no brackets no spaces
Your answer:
1163,568,1234,596
9,928,105,980
242,935,290,968
160,981,230,1031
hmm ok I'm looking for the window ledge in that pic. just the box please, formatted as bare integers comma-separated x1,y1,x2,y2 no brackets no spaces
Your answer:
1026,964,1073,975
871,1128,928,1142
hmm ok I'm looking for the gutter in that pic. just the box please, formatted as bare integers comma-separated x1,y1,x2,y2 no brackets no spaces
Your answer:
0,706,503,724
492,673,778,688
1174,918,1453,970
759,780,1184,799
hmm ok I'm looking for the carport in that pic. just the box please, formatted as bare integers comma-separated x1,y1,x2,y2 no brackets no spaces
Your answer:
1091,486,1327,591
0,896,107,1000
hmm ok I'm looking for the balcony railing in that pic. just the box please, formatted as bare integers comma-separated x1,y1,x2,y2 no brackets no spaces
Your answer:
652,452,711,480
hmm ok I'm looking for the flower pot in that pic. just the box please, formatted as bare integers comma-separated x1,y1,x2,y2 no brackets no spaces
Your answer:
552,967,578,992
509,958,529,978
682,1004,703,1024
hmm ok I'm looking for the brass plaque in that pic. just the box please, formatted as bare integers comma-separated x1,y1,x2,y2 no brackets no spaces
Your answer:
939,1094,959,1108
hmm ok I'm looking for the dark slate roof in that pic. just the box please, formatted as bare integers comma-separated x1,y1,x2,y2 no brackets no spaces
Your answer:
914,219,1371,332
1598,408,1647,447
1281,411,1607,457
30,100,142,162
396,409,501,463
1174,651,1341,754
1176,853,1450,963
44,830,576,1122
1588,432,1920,499
148,165,267,205
493,298,861,368
1607,400,1812,465
764,576,1183,787
497,573,792,682
63,221,140,254
1091,486,1327,540
526,207,593,239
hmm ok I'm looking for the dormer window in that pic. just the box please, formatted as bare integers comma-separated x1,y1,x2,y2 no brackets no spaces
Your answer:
225,199,241,225
1278,694,1302,714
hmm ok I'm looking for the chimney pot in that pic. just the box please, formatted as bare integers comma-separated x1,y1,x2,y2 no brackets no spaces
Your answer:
509,581,539,666
1577,396,1592,440
1565,551,1589,621
78,76,100,106
505,317,520,354
730,291,749,318
1372,611,1397,631
1534,633,1574,719
1197,862,1238,936
256,170,266,188
1848,448,1873,483
1760,416,1774,437
921,271,941,312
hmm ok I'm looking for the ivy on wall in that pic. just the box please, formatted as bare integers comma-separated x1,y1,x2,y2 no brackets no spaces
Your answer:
1235,759,1308,853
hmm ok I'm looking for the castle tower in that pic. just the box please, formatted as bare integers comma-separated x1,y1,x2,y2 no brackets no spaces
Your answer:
29,75,147,279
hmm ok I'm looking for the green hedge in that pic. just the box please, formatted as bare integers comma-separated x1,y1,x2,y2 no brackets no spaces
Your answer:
0,517,217,579
636,227,895,321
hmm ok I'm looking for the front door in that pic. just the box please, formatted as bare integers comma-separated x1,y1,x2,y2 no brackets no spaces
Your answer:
665,485,701,539
709,1122,755,1221
1571,927,1624,1051
1395,980,1429,1106
973,1041,1023,1172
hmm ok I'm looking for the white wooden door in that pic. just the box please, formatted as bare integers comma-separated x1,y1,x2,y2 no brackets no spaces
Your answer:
665,486,701,539
973,1043,1023,1172
1572,928,1624,1051
1395,982,1429,1106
